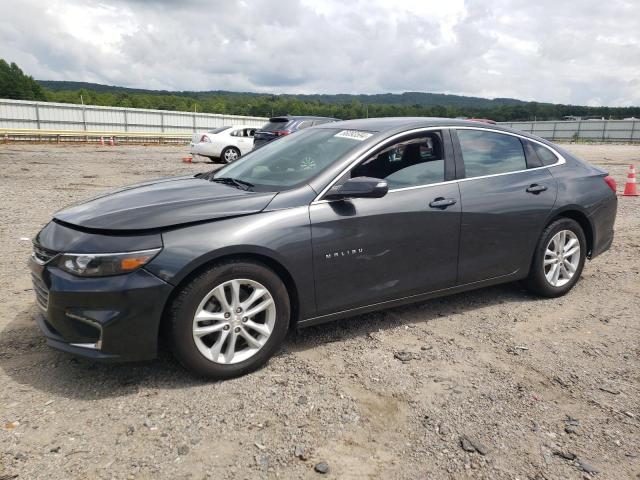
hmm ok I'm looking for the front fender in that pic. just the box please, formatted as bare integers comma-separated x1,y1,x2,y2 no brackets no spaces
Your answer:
145,206,316,319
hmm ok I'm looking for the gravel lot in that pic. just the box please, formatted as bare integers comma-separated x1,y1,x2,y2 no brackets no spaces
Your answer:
0,142,639,479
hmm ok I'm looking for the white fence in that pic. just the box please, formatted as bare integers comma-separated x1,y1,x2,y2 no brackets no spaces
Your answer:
3,98,638,143
0,98,268,135
500,120,640,142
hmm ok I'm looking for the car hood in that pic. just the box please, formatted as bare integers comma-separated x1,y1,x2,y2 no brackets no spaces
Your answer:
54,176,276,231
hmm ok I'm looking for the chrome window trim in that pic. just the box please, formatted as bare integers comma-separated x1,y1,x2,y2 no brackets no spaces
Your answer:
69,342,101,350
311,125,566,204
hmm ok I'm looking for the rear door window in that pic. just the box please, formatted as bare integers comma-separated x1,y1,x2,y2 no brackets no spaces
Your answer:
457,129,527,178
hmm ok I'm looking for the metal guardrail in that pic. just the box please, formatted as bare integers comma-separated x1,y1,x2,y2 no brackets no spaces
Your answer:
0,98,269,139
499,120,640,142
0,128,192,144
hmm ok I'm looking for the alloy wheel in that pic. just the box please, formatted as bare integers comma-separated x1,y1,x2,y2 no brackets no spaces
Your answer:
543,230,580,287
224,148,239,162
192,279,276,364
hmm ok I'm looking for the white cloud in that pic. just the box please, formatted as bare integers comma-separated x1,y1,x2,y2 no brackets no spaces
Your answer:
0,0,638,105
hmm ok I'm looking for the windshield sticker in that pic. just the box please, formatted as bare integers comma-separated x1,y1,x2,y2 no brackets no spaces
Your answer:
334,130,373,141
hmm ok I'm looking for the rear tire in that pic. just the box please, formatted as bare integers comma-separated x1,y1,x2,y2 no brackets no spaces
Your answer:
523,218,586,297
221,146,241,163
168,260,290,379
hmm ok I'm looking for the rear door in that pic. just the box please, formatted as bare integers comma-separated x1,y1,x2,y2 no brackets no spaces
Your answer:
453,128,558,284
230,128,253,154
310,129,461,316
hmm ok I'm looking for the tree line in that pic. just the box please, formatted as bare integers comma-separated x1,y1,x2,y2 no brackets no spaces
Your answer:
2,59,640,122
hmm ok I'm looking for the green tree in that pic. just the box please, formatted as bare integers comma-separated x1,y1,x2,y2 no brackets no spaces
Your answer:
0,60,47,100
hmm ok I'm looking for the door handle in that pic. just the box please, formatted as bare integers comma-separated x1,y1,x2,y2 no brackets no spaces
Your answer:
429,197,457,209
526,184,548,194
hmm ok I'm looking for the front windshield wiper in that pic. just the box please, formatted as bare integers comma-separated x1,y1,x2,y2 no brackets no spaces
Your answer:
210,176,255,191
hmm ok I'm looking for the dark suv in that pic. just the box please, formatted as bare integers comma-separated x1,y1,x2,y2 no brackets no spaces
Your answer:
252,115,338,149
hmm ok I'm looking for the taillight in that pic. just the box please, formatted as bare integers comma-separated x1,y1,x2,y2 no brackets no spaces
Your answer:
604,175,616,193
200,135,211,143
274,130,291,136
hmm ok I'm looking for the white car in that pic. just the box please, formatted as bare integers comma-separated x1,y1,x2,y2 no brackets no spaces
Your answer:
190,125,257,163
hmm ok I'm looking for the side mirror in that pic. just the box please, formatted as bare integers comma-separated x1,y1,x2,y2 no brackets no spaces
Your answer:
324,177,389,201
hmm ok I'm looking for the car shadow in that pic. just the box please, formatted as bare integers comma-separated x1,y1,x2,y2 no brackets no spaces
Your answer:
0,283,537,400
284,282,538,354
0,305,200,400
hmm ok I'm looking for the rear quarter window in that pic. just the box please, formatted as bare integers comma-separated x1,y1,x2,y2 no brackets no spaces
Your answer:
457,129,527,178
532,143,559,166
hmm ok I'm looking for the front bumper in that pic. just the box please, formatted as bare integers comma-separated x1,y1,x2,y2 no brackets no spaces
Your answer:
590,194,618,258
30,258,174,362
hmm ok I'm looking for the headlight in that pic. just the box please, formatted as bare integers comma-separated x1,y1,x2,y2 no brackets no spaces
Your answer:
56,248,161,277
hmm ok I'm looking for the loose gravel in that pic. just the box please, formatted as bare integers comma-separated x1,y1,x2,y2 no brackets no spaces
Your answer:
0,142,639,479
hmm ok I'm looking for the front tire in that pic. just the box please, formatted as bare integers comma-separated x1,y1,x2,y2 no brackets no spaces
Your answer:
221,146,241,163
168,260,290,379
523,218,586,297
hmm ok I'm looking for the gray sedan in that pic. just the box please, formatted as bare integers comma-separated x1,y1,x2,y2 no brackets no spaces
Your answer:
31,118,617,379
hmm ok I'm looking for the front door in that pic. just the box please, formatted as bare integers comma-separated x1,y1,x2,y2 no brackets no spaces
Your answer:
310,130,461,316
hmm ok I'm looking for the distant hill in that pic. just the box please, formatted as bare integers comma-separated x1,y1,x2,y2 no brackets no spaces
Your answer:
37,80,529,109
294,92,528,108
21,77,640,122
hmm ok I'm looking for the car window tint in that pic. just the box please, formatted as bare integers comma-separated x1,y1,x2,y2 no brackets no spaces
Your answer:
351,133,445,189
457,130,527,177
261,119,289,132
532,143,558,166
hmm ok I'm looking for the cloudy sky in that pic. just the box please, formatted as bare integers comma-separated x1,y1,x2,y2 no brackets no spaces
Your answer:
1,0,639,106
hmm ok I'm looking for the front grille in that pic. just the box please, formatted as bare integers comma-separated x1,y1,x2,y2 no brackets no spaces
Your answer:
31,273,49,311
32,244,58,265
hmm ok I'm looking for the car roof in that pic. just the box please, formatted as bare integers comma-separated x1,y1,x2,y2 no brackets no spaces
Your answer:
315,116,547,141
314,117,490,131
268,115,338,121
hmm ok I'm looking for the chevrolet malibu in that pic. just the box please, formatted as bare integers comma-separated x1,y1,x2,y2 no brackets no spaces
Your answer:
30,118,617,379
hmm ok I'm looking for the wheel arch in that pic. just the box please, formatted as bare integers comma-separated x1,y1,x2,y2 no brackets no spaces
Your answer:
159,250,301,342
546,207,594,257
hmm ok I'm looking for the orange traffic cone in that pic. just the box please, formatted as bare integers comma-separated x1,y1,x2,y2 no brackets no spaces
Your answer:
100,136,105,146
622,164,638,196
182,156,193,163
109,136,115,146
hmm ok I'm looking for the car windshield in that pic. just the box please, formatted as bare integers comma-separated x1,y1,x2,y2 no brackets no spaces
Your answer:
208,126,231,134
211,128,371,191
260,118,291,132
